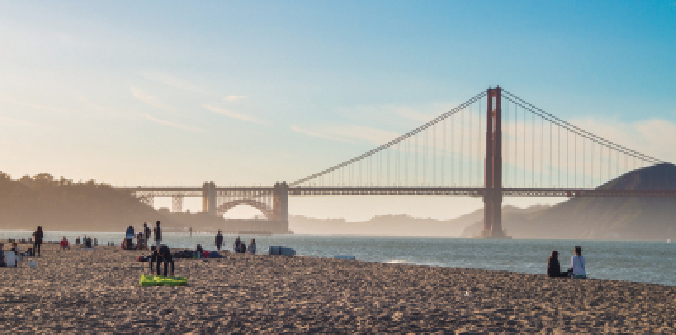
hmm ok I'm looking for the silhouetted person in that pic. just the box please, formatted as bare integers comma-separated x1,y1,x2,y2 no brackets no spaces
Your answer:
34,226,43,256
125,226,134,250
76,236,81,245
143,222,151,245
240,242,246,254
150,245,174,276
249,239,256,255
0,243,5,267
189,227,193,237
215,230,223,251
234,236,241,253
547,251,568,278
154,221,162,246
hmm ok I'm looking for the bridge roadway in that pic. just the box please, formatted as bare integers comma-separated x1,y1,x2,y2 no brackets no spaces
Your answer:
117,186,676,198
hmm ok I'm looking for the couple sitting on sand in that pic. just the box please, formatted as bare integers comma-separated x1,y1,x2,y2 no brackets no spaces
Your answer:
547,246,586,279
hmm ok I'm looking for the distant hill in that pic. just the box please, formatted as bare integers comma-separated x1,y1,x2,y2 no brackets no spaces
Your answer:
461,164,676,240
0,172,183,232
289,205,549,236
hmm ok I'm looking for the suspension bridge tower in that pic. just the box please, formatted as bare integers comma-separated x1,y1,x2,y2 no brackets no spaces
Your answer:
482,86,508,238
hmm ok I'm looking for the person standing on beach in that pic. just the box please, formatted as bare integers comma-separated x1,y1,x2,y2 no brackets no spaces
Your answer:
571,246,586,279
215,230,223,251
154,221,162,246
34,226,43,256
249,239,256,255
143,222,151,244
76,236,80,245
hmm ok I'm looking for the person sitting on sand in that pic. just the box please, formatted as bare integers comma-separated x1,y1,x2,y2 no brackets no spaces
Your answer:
11,242,20,254
571,246,586,279
240,242,246,254
249,239,256,255
547,251,568,278
60,237,70,250
234,236,241,253
136,232,144,250
0,243,5,267
125,226,134,250
85,237,93,250
196,244,204,258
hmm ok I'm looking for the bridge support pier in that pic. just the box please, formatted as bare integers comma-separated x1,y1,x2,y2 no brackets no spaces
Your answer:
202,181,217,215
272,181,289,229
481,86,509,238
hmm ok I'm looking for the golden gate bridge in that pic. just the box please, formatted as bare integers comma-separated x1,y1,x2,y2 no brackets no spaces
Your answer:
118,86,676,237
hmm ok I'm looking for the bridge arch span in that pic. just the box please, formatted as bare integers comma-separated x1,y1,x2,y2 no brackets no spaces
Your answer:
216,199,273,221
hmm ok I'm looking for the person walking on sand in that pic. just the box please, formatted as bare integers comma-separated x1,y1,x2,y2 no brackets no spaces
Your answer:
215,230,223,251
571,246,586,279
154,221,162,247
34,226,43,256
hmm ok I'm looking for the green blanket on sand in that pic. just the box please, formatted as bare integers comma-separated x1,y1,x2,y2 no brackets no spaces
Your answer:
139,274,188,286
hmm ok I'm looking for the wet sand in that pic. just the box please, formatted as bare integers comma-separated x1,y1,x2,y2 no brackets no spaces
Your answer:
1,243,675,333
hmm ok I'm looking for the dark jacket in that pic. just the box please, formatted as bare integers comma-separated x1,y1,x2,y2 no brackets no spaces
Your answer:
547,257,566,277
215,234,223,245
35,230,43,242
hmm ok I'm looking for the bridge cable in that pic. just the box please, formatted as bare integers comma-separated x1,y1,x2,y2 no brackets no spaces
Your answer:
479,99,483,187
502,91,663,165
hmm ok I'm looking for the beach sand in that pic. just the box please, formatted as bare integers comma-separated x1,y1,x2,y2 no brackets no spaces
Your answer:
1,243,675,333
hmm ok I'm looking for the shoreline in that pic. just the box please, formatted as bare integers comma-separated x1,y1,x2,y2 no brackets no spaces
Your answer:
1,244,675,332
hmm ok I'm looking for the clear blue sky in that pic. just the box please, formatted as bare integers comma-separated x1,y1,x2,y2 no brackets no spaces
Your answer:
1,1,675,219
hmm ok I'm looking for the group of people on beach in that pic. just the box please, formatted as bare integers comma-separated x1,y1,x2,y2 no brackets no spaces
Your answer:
0,226,43,267
213,231,257,254
123,221,162,250
547,245,586,279
64,236,97,250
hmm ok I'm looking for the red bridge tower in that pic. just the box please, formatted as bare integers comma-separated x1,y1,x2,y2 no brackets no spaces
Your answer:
482,86,508,238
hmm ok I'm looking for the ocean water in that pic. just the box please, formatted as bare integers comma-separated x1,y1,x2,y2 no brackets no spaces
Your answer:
3,230,675,287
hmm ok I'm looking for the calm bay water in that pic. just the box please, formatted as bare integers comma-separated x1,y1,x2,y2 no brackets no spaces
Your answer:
3,230,675,287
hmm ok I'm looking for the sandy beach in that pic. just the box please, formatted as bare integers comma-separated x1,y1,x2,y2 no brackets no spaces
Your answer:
1,243,675,333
